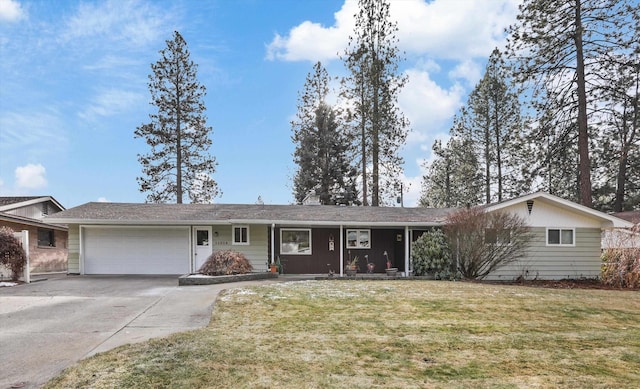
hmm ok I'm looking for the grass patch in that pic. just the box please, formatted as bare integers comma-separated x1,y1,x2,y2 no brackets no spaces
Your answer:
45,281,640,388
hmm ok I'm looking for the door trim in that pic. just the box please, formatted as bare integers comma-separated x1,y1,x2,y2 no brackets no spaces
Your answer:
193,226,213,272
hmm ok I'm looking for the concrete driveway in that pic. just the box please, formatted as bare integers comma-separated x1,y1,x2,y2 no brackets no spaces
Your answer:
0,274,278,389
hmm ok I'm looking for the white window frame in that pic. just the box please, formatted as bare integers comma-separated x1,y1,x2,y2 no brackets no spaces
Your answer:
346,229,371,249
546,228,575,247
232,225,250,245
280,228,312,255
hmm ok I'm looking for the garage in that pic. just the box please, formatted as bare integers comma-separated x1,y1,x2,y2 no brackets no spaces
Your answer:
82,227,190,275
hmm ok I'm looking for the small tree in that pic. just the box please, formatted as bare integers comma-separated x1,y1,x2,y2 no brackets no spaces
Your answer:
444,207,532,280
411,229,455,279
0,227,27,281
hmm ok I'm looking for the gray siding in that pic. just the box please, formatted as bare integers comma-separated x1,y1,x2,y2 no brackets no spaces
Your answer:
487,227,602,280
67,225,80,274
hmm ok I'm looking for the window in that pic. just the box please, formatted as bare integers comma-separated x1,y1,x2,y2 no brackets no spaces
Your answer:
37,228,55,247
484,229,511,244
196,230,209,246
547,228,574,246
281,228,311,255
346,229,370,249
233,225,249,245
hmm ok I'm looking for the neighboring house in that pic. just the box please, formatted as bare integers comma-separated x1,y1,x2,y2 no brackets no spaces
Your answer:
0,196,68,273
603,210,640,250
612,211,640,225
45,192,633,280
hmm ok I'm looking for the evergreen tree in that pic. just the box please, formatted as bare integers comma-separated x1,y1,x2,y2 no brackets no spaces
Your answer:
135,31,218,204
341,0,409,206
419,133,482,208
506,0,632,207
455,49,530,204
591,9,640,211
292,62,357,205
527,106,581,201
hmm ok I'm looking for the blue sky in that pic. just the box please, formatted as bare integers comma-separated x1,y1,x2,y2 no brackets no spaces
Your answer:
0,0,521,208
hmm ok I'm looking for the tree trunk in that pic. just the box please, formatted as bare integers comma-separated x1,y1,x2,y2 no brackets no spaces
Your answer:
484,115,491,204
361,92,368,206
176,81,183,204
573,0,593,207
493,94,503,202
371,56,380,207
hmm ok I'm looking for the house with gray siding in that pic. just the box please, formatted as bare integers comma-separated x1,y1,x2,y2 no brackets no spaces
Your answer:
46,192,632,280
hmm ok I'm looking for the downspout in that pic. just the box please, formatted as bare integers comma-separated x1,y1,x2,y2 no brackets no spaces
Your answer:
340,224,344,276
271,223,275,268
405,226,410,277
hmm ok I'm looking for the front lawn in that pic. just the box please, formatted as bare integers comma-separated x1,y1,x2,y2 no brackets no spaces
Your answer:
45,281,640,388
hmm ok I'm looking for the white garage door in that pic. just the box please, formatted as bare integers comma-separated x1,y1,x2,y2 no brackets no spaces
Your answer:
83,227,190,274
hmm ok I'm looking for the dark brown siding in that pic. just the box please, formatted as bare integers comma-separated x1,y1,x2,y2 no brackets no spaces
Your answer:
275,227,406,274
276,227,341,274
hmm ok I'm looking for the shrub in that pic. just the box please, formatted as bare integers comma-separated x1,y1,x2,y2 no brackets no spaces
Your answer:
0,227,27,281
198,250,253,276
411,229,455,279
601,247,640,288
444,207,532,280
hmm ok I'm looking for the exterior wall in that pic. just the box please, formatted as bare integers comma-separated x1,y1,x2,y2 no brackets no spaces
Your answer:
4,201,62,220
274,227,406,274
500,200,603,229
276,227,341,274
67,225,80,274
211,224,269,272
0,220,68,273
486,227,603,281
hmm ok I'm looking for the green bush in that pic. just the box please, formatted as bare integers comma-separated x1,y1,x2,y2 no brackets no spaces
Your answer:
0,227,27,281
198,250,253,276
411,229,455,279
601,247,640,289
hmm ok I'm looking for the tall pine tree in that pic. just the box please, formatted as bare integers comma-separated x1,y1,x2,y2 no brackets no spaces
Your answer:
506,0,632,207
341,0,409,206
135,31,218,204
454,49,530,204
292,62,357,205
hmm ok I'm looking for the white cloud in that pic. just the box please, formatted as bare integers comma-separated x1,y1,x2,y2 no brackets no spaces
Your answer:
0,0,25,23
393,0,521,59
61,0,171,49
266,0,357,62
78,88,144,121
400,68,464,147
97,197,110,203
15,163,47,190
448,59,483,88
0,110,68,160
266,0,521,62
399,167,425,207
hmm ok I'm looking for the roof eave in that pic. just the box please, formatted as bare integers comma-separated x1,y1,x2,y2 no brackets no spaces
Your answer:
48,218,446,227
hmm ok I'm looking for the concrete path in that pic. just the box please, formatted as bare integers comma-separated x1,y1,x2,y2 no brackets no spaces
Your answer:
0,274,281,389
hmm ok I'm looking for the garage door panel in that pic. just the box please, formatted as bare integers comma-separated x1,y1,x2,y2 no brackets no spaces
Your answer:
84,228,190,274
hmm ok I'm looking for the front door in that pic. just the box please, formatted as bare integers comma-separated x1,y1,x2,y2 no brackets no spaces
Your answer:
193,226,212,271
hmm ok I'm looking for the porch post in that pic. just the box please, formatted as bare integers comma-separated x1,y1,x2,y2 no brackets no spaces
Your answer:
405,226,410,277
339,224,344,276
271,223,275,266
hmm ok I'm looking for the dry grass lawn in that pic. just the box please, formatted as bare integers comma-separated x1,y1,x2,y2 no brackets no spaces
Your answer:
45,280,640,388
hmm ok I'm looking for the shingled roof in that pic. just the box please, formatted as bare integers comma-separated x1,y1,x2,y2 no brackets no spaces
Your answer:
0,196,44,206
45,202,456,226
